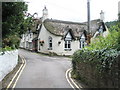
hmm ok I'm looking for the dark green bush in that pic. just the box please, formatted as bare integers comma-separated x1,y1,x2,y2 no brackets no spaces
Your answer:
72,23,120,88
72,49,120,88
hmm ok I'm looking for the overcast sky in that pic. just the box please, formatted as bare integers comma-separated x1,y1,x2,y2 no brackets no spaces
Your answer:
25,0,120,22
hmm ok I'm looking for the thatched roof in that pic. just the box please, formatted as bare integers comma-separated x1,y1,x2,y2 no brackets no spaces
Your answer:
43,19,105,38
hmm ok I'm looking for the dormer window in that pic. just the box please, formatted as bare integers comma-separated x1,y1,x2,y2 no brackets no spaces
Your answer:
80,34,85,49
64,32,72,51
99,25,103,33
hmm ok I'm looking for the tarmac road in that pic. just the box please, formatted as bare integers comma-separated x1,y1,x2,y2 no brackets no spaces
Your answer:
15,49,72,88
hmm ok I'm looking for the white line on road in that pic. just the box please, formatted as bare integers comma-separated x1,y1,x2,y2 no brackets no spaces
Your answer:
6,55,25,89
66,68,75,89
12,56,26,88
66,68,82,90
69,70,82,89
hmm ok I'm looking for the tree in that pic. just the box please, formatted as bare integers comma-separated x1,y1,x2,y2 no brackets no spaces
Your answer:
2,2,28,48
105,21,118,29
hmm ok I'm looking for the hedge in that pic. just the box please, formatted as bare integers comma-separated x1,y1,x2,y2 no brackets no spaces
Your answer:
72,49,120,88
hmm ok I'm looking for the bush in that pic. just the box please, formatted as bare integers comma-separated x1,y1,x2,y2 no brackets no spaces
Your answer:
72,23,120,88
2,46,13,52
86,29,119,51
72,49,120,88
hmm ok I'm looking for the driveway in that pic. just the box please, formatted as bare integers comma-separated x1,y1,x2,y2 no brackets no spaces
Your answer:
15,49,72,88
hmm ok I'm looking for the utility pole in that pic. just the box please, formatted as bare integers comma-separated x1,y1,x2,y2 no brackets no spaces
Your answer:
118,1,120,21
87,0,90,34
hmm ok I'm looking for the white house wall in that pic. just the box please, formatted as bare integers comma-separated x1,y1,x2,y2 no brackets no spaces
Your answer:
20,32,34,50
38,24,80,55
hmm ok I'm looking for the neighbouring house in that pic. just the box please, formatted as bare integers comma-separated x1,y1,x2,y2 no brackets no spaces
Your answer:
20,18,41,51
20,7,109,55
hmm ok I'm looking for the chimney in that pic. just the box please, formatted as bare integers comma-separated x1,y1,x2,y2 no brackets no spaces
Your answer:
42,6,48,22
100,10,104,22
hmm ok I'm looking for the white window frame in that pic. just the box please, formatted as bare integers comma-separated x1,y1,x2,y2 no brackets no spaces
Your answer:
65,40,71,50
80,40,85,49
80,34,85,49
64,32,72,51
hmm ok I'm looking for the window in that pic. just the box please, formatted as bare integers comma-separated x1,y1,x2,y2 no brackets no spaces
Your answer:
64,41,71,50
80,34,85,49
64,32,72,51
99,25,103,33
80,41,81,48
48,36,52,50
80,41,85,49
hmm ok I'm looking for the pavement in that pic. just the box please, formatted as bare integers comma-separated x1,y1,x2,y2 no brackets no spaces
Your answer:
14,49,73,88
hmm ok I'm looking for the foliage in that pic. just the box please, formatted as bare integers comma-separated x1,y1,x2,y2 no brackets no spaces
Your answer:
2,46,14,51
73,49,119,71
72,49,119,88
2,2,28,48
105,21,118,29
86,22,120,51
72,22,120,87
3,34,20,49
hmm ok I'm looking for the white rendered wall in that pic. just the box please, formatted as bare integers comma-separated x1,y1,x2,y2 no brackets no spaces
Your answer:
38,24,80,55
0,50,18,81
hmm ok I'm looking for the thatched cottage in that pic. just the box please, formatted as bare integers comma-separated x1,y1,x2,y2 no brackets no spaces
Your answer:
20,7,108,55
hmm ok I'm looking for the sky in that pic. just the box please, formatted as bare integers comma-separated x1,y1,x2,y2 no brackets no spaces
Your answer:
25,0,120,22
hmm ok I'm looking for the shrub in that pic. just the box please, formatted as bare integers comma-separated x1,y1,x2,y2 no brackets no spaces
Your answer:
86,30,119,51
72,49,120,88
72,23,120,88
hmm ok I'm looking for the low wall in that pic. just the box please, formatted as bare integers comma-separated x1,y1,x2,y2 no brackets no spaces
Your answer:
0,50,18,81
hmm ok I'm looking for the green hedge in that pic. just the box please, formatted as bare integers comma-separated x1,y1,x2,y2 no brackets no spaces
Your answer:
72,49,120,88
72,23,120,88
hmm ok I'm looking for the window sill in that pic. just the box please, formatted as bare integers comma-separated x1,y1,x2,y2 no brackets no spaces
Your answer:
64,48,72,51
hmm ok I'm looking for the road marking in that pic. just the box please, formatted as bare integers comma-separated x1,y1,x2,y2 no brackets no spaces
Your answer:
66,68,75,89
66,68,82,90
69,70,82,89
12,56,26,88
6,55,24,89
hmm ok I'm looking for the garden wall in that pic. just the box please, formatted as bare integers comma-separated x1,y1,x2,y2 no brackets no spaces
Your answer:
0,50,18,81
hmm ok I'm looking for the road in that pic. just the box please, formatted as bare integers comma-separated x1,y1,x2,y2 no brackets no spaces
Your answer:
15,49,72,88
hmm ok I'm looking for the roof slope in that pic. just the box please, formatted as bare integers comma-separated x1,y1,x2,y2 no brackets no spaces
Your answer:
43,19,103,37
